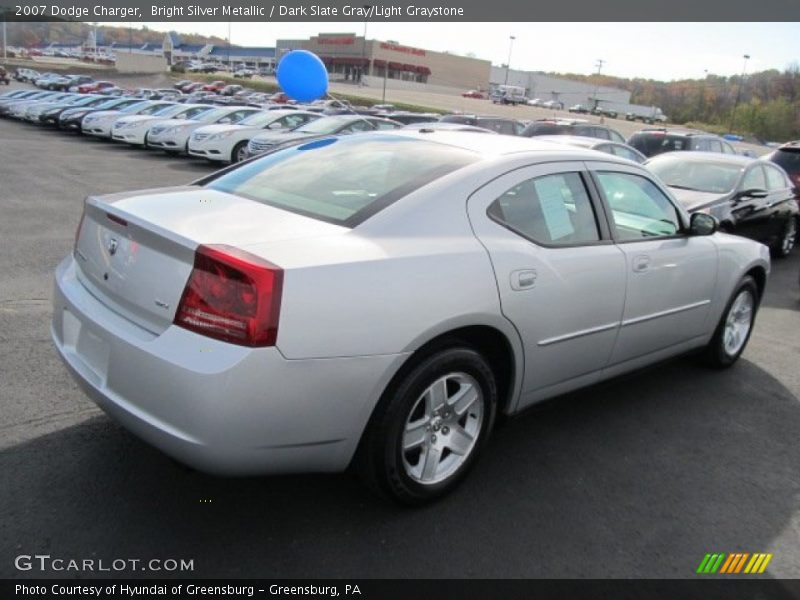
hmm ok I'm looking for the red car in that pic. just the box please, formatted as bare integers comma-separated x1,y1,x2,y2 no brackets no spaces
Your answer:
76,81,114,94
179,82,204,94
269,92,290,104
462,90,485,99
202,80,227,92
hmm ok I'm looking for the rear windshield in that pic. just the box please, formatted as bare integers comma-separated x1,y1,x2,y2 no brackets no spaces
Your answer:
629,133,692,157
770,149,800,172
440,115,477,126
206,136,478,226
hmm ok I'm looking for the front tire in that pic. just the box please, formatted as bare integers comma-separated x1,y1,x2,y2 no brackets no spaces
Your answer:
772,217,797,258
703,276,759,368
358,346,497,505
231,141,248,163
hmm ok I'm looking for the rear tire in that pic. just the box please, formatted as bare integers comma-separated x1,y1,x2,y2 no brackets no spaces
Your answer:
357,346,497,505
702,276,759,368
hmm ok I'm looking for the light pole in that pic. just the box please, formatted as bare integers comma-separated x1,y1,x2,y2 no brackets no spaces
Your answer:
592,58,604,110
729,54,750,133
227,21,231,70
503,35,515,85
2,19,7,62
361,5,370,84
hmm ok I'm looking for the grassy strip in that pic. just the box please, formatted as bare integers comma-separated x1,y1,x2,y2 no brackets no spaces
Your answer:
183,73,444,114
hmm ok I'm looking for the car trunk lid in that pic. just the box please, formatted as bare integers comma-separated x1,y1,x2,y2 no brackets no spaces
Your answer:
74,185,346,334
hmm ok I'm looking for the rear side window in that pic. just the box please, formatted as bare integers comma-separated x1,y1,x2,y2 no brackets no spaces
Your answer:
207,136,478,226
596,172,681,240
487,172,600,245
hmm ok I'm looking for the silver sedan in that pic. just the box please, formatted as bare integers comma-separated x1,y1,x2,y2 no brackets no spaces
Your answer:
52,131,770,504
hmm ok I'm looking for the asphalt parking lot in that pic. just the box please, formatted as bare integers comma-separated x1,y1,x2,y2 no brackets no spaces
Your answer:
0,87,798,579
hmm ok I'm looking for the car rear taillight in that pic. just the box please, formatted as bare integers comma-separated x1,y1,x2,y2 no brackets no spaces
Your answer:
174,244,283,347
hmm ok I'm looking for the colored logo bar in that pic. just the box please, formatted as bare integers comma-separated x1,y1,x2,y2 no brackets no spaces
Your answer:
696,553,773,574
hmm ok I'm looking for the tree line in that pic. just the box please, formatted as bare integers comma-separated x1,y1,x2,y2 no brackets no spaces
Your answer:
555,66,800,142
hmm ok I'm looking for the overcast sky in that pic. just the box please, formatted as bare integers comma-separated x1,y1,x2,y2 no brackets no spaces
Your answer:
114,22,800,81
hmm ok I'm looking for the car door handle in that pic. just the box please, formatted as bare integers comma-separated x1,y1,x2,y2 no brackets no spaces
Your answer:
510,269,537,291
632,255,651,273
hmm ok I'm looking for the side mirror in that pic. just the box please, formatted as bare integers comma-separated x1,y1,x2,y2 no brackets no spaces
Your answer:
267,122,283,129
737,188,768,200
690,212,718,236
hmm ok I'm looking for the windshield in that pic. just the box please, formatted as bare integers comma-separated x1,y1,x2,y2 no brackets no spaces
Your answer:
119,101,152,114
294,117,355,134
237,111,279,127
648,156,743,194
150,104,184,117
207,136,478,226
93,98,132,110
770,149,800,171
522,122,571,136
629,133,694,157
197,108,238,123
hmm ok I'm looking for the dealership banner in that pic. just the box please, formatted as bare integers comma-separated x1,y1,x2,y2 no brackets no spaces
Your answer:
5,579,800,599
0,0,798,21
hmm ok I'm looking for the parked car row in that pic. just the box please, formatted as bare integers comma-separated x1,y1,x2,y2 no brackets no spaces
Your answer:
2,83,797,257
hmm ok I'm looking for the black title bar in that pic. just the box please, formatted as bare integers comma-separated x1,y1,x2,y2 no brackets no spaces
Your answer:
1,0,799,21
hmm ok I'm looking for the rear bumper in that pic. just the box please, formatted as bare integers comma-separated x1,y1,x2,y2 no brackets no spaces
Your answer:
52,256,406,475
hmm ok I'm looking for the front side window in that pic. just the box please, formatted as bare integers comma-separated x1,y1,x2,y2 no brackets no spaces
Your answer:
487,172,600,245
596,172,681,240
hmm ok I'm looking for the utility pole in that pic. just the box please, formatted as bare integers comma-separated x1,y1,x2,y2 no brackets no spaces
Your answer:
503,35,515,85
360,5,370,84
729,54,750,133
2,20,7,62
592,58,604,110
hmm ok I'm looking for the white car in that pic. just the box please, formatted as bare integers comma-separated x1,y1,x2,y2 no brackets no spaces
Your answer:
187,110,320,163
111,104,212,147
146,106,262,155
81,101,175,138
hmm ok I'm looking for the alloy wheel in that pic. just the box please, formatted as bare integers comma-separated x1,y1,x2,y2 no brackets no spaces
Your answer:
401,372,484,485
723,289,755,357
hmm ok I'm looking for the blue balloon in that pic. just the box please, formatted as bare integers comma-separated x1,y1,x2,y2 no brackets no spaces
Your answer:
276,50,329,103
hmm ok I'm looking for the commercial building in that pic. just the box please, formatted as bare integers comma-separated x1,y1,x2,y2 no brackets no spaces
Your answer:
276,33,491,89
491,66,631,108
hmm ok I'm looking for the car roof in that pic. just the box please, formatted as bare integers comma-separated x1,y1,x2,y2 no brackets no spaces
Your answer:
776,140,800,150
533,134,608,148
378,129,633,161
647,151,754,165
635,127,717,137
